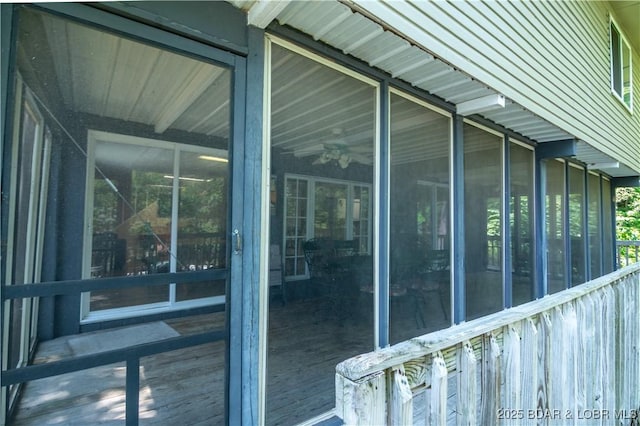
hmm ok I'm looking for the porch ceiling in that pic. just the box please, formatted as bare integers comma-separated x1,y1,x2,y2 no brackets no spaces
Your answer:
232,0,638,178
30,12,231,142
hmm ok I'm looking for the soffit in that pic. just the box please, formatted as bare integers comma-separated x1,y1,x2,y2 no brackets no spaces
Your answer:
609,1,640,51
232,0,637,177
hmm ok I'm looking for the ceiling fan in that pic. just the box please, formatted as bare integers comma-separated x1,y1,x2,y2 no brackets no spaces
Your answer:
293,128,370,169
312,144,353,168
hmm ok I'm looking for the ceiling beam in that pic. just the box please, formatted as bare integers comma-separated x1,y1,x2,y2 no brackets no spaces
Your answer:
536,139,576,158
612,176,640,188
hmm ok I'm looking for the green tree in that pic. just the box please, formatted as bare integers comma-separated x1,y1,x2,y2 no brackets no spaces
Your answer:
616,187,640,241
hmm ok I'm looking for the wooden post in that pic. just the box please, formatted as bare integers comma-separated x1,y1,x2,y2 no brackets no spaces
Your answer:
428,352,448,426
508,325,524,425
390,364,413,425
562,303,578,425
602,286,616,417
337,371,386,426
520,318,538,418
480,333,501,425
503,325,521,425
456,341,477,425
592,291,604,420
538,312,552,416
576,297,589,412
550,307,566,415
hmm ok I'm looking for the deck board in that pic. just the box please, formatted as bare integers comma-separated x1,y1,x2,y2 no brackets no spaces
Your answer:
10,293,449,425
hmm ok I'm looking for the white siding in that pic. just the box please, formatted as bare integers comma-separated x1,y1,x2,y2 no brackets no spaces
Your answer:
352,0,640,174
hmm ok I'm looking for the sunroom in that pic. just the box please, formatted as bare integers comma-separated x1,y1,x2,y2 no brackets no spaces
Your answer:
1,2,638,425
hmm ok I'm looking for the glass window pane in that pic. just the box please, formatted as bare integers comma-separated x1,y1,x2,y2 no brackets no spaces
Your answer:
589,174,602,278
510,143,534,306
314,182,347,239
267,43,376,424
546,160,566,294
389,93,451,343
569,166,586,285
12,7,231,423
464,124,503,319
90,142,175,310
15,8,232,314
602,179,614,273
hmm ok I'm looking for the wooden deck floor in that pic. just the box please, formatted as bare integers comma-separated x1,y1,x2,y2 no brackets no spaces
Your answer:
9,289,453,425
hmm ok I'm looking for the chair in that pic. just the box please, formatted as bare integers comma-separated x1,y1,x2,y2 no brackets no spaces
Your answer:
269,244,286,305
419,250,449,322
302,238,346,317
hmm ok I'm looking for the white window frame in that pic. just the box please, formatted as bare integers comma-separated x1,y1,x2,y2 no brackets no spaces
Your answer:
609,17,633,112
2,79,48,411
81,130,229,323
282,173,372,281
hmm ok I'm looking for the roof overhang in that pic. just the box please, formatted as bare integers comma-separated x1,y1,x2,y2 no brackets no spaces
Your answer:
232,0,638,177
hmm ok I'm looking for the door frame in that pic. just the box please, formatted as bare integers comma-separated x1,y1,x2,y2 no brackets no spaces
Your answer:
1,3,251,424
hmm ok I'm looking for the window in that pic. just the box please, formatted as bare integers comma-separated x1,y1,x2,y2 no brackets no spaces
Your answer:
464,122,504,320
568,164,586,286
610,19,633,111
602,178,614,274
3,80,51,409
389,90,451,343
588,172,602,279
546,160,566,294
283,175,371,280
267,39,377,425
509,141,534,305
84,132,230,317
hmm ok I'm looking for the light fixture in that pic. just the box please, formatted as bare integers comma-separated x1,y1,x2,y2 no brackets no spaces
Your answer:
198,155,228,163
457,94,505,116
587,162,619,170
164,175,210,182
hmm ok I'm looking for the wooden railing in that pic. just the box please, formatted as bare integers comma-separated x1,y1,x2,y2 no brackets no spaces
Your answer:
335,264,640,425
617,240,640,267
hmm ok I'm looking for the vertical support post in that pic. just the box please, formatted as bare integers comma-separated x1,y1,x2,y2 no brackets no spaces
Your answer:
457,341,477,425
602,286,616,416
480,333,501,425
561,303,578,418
452,115,465,324
238,26,262,426
564,162,572,288
125,357,140,426
503,325,522,421
378,80,390,348
1,7,15,423
429,353,448,426
390,364,413,425
503,136,512,308
338,372,386,425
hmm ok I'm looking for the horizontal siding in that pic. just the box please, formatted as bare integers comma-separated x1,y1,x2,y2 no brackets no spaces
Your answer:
352,0,640,174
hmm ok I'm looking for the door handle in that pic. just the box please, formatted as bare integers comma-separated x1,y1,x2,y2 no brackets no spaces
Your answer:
233,229,242,254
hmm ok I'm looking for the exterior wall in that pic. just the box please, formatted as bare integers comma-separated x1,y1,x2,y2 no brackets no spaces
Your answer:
353,0,640,173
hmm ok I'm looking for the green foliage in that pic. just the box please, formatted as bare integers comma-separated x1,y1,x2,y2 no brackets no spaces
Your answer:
616,187,640,241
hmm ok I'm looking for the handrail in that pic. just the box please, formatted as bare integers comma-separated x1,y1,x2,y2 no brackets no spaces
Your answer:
336,264,640,425
617,240,640,267
1,269,225,299
1,269,227,425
